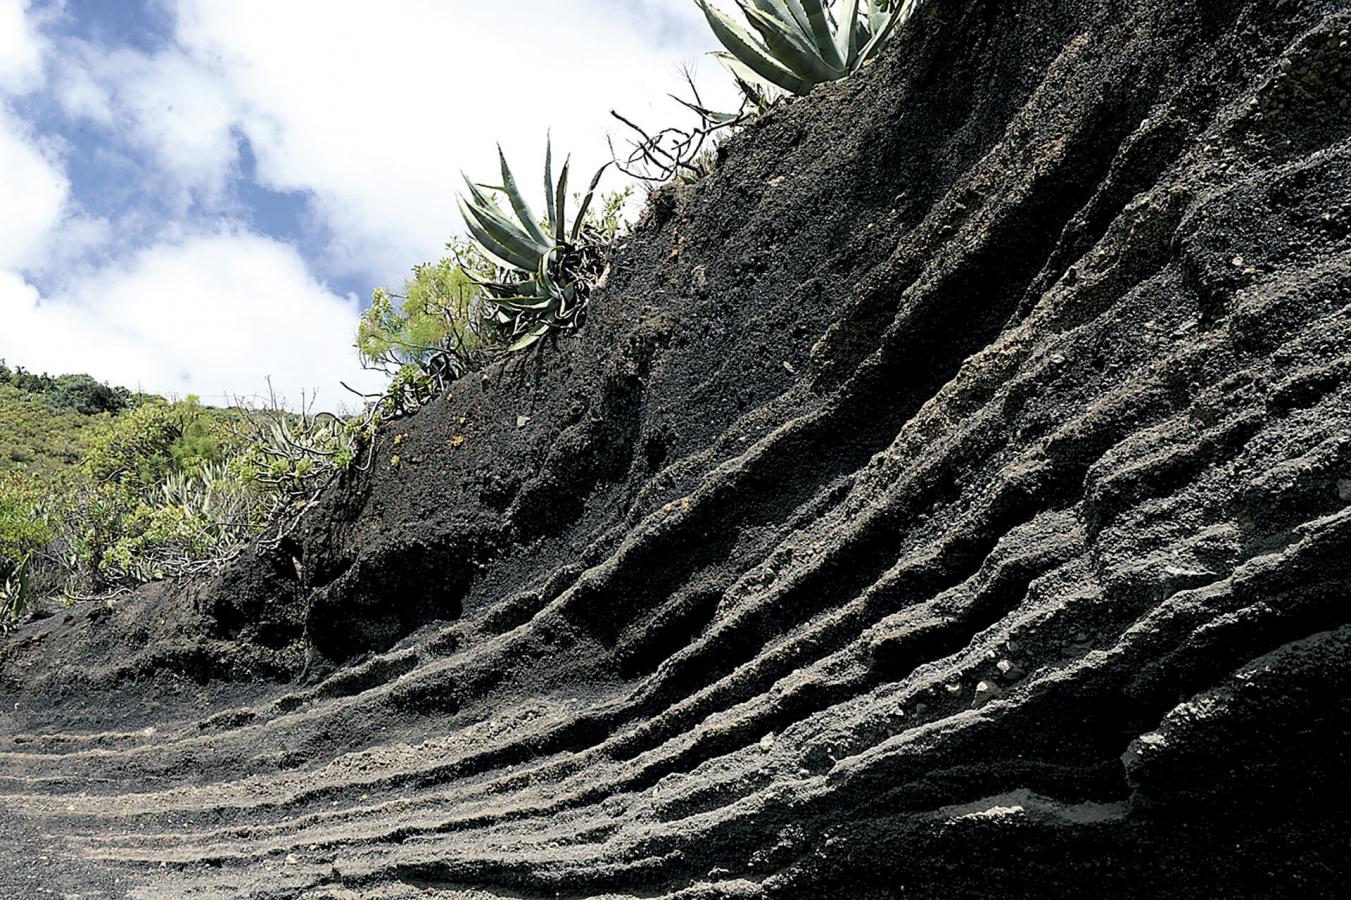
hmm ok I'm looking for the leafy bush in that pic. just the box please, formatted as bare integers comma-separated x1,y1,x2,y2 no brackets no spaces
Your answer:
357,243,496,413
60,397,238,590
235,402,365,500
0,473,54,619
693,0,917,96
83,397,229,488
0,360,141,415
0,391,373,621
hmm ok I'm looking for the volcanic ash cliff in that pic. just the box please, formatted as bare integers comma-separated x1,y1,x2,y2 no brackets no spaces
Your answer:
2,0,1350,897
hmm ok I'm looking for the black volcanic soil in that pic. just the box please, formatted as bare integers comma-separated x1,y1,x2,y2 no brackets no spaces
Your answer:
2,0,1350,897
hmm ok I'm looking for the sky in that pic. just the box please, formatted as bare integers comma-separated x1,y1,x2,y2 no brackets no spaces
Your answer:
0,0,737,409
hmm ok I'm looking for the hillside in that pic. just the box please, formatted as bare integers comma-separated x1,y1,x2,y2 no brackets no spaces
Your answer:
1,0,1349,897
0,365,144,481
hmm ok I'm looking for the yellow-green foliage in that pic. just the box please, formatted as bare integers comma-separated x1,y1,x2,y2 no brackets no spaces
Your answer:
1,385,369,620
0,382,107,481
0,472,55,616
235,407,362,495
0,473,51,572
67,398,241,587
98,502,221,584
82,397,233,490
357,256,485,366
358,241,496,414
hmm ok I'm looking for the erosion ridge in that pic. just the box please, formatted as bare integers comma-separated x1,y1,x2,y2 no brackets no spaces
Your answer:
2,0,1350,896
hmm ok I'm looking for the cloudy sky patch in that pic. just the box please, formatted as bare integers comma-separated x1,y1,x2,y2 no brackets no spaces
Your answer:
0,0,734,407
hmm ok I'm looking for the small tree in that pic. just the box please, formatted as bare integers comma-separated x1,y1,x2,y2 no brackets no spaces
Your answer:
357,241,496,414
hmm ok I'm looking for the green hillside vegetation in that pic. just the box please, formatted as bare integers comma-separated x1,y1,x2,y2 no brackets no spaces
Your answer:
0,364,367,621
0,361,155,483
0,383,103,480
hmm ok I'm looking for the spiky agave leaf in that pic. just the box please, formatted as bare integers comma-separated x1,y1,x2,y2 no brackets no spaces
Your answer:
508,322,552,352
543,139,557,240
857,5,900,65
457,183,549,273
795,0,845,69
834,0,862,66
456,142,565,276
553,153,570,243
693,0,813,94
695,0,915,96
865,0,889,33
497,145,552,250
459,139,614,353
750,0,810,37
860,0,923,62
570,160,612,245
741,2,842,82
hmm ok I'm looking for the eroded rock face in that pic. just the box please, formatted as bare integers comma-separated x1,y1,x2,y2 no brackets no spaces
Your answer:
2,0,1349,896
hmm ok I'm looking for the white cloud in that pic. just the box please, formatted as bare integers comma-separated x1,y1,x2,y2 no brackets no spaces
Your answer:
0,106,68,270
1,1,740,403
0,231,379,407
53,42,243,205
62,0,737,281
0,0,45,94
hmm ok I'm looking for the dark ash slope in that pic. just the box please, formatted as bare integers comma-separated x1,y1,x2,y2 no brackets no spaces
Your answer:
2,0,1350,896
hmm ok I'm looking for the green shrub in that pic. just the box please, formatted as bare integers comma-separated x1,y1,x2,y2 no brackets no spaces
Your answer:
0,473,54,619
234,404,365,501
357,244,496,413
0,389,373,620
58,398,234,591
83,397,230,489
0,360,138,415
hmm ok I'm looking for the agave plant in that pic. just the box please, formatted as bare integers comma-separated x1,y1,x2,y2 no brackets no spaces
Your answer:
693,0,920,96
457,140,610,350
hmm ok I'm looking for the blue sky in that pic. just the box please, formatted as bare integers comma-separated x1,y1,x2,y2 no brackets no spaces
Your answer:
0,0,735,408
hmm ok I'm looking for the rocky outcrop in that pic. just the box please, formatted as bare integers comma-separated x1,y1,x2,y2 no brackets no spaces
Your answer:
2,0,1349,896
